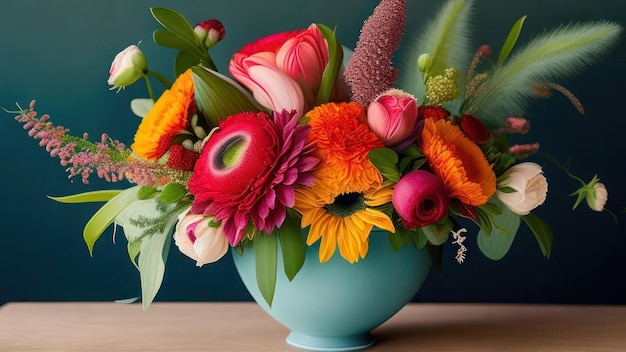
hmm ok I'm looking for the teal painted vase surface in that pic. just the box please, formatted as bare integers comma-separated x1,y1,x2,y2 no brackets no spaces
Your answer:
232,228,431,351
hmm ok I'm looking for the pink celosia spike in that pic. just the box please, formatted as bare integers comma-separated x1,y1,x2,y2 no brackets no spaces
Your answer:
344,0,406,106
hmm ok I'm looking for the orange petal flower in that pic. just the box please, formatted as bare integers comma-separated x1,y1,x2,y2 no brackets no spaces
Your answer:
419,118,496,206
294,102,394,263
131,69,195,160
305,102,384,201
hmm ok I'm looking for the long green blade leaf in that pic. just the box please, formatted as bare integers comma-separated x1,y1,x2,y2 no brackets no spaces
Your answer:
254,232,277,307
498,15,527,65
48,190,123,203
137,216,175,311
521,212,554,259
278,212,306,281
83,186,140,256
315,24,343,106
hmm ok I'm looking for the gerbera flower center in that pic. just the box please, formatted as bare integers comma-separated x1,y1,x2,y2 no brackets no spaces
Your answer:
324,192,366,217
215,135,247,169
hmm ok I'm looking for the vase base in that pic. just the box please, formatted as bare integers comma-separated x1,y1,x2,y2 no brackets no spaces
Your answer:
286,331,374,351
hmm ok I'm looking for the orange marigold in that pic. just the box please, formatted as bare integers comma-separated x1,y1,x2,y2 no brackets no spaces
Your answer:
131,69,195,160
419,118,496,206
305,101,384,202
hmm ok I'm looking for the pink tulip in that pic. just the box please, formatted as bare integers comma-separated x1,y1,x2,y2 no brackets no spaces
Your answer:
229,24,334,116
392,170,449,229
367,89,419,150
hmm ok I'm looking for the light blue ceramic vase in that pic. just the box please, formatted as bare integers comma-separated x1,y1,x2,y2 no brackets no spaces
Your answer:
232,228,431,351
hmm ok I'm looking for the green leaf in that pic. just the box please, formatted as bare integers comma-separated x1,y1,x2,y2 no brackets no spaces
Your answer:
254,232,278,307
137,186,158,200
191,66,263,128
153,29,202,55
497,186,517,194
420,219,452,246
278,212,306,281
477,202,521,260
83,186,141,256
368,148,400,182
127,241,141,270
498,15,527,65
175,50,202,77
521,213,553,259
137,215,175,311
160,183,187,203
150,8,199,47
315,24,343,105
48,190,123,203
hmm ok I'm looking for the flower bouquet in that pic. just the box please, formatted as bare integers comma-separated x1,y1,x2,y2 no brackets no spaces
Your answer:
7,0,622,349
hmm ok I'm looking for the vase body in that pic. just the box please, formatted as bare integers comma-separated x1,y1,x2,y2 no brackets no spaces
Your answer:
232,228,431,351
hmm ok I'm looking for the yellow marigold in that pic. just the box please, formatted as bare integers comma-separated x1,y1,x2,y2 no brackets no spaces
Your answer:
131,69,195,160
294,102,394,263
419,118,496,206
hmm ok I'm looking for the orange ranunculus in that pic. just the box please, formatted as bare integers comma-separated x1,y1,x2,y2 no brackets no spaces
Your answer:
419,118,496,206
131,69,195,161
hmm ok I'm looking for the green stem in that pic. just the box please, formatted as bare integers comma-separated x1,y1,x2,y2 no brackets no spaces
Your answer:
143,74,156,101
148,69,172,89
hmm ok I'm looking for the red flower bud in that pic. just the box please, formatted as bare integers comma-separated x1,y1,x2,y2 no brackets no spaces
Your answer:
460,114,490,143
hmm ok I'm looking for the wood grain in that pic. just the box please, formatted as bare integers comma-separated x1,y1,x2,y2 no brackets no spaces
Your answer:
1,302,625,351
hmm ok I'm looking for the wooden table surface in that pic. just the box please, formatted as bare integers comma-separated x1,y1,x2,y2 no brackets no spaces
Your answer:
0,302,625,351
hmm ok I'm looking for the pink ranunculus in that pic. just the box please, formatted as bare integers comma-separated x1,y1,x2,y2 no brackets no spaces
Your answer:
173,209,229,267
188,110,317,247
392,170,450,229
366,88,419,150
229,24,332,116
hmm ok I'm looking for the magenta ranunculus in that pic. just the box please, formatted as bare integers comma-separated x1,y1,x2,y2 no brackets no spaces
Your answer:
188,110,318,246
366,88,419,150
229,24,339,116
392,170,449,229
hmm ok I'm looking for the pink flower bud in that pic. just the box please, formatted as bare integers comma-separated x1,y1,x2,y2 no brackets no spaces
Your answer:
508,143,540,159
505,117,531,135
392,170,449,229
194,19,225,49
366,89,419,150
107,45,147,92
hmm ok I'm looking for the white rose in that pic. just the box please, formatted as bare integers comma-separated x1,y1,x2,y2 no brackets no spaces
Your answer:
173,209,229,267
586,182,608,212
496,162,548,216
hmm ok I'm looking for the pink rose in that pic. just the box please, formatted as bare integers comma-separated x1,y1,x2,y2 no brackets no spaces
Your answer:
229,24,333,115
392,170,449,228
367,89,419,150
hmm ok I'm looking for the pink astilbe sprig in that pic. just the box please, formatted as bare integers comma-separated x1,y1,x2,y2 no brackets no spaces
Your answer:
12,100,133,184
344,0,406,106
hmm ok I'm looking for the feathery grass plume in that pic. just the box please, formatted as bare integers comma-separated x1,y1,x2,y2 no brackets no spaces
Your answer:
397,0,474,103
344,0,406,107
463,21,622,128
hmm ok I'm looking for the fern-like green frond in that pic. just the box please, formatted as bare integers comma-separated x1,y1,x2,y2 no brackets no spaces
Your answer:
464,21,622,127
397,0,474,101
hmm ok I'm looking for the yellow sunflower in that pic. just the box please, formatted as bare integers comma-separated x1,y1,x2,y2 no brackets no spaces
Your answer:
294,102,395,263
131,69,195,160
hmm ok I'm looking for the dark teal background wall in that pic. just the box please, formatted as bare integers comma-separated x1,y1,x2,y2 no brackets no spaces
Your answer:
1,0,624,305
